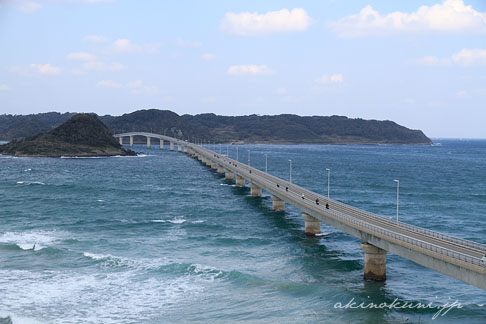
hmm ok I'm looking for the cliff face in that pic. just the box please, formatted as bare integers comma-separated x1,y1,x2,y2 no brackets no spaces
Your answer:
0,114,136,157
0,109,432,145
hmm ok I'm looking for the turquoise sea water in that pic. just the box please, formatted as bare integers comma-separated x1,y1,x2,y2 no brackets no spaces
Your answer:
0,139,485,323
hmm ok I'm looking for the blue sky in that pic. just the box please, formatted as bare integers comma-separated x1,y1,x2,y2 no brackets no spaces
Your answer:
0,0,485,138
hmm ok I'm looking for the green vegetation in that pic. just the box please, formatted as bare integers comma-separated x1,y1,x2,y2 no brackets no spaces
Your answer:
0,109,432,145
0,114,136,157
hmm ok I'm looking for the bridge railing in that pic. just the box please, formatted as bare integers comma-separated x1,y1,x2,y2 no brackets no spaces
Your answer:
192,145,486,267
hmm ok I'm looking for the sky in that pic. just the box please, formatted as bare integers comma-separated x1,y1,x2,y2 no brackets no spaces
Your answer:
0,0,485,138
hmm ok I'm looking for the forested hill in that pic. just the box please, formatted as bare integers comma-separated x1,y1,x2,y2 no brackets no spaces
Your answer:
0,109,432,145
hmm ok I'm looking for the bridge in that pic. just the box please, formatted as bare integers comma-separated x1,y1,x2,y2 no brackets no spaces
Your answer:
114,132,486,290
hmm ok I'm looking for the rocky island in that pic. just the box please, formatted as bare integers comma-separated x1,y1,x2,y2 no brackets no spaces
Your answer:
0,113,136,157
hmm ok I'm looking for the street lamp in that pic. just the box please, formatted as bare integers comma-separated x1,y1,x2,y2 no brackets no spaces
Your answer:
248,150,251,166
326,168,331,200
394,179,400,224
264,153,268,173
289,159,292,183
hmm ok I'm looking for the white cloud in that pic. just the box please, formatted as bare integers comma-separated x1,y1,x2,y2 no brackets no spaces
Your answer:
329,0,486,37
411,56,449,66
18,1,41,13
227,64,273,76
96,80,121,88
276,87,287,95
201,53,216,61
405,98,415,104
452,48,486,65
176,39,202,47
221,8,312,36
315,73,344,85
82,61,124,71
0,84,11,91
126,80,158,94
83,35,108,43
456,90,468,97
413,48,486,66
66,52,97,61
111,39,159,54
97,79,158,94
11,63,61,76
32,63,61,75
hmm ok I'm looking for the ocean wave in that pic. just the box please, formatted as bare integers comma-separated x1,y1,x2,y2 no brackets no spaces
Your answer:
315,232,333,237
111,154,152,158
60,156,105,159
151,219,186,224
83,252,137,268
16,181,45,185
0,230,62,251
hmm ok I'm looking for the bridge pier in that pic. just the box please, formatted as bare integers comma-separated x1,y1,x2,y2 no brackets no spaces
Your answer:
130,136,133,146
211,162,218,170
160,139,164,149
170,142,174,151
271,195,285,211
360,242,387,282
119,137,123,145
250,183,262,197
225,169,234,180
301,213,320,236
178,144,182,152
217,165,225,174
235,175,245,187
183,146,187,153
147,137,151,148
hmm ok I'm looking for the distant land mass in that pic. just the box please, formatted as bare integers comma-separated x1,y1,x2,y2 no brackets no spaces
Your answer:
0,114,136,157
0,109,432,145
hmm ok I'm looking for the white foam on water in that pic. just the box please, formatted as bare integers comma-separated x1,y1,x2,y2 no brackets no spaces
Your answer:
151,218,186,224
169,219,186,224
60,156,104,159
16,181,45,185
0,230,63,251
315,232,333,237
0,261,213,324
111,154,152,158
24,168,32,172
0,313,42,324
191,220,205,224
96,199,104,202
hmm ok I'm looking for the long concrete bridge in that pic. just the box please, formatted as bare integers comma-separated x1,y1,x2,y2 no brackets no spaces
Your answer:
114,132,486,290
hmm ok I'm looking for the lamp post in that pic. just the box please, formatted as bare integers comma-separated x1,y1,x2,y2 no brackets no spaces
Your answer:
264,153,268,173
394,179,400,224
248,150,251,166
289,159,292,183
326,168,331,200
227,145,229,157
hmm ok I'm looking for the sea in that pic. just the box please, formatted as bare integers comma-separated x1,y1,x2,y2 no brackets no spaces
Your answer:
0,139,485,324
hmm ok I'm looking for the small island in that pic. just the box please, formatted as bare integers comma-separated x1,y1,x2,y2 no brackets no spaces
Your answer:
0,113,136,157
